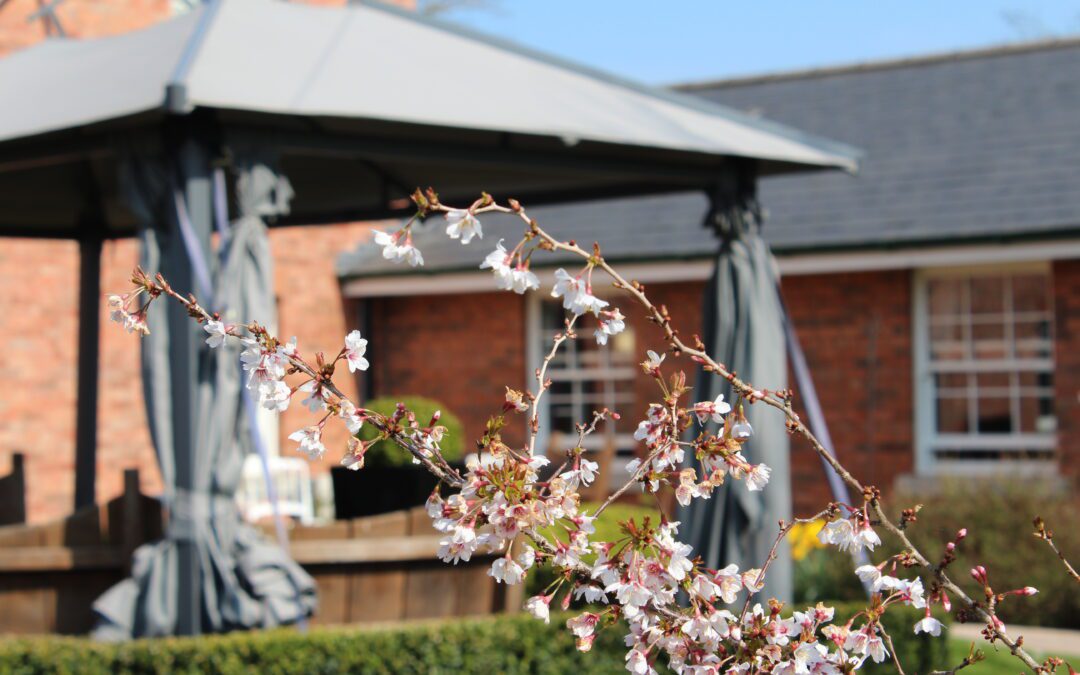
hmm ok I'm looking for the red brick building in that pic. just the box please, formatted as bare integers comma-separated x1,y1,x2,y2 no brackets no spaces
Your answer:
2,2,1078,522
339,40,1080,514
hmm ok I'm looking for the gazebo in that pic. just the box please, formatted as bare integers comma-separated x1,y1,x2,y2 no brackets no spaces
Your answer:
0,0,858,636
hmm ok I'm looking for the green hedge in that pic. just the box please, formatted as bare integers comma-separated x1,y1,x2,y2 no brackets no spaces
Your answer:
0,604,948,674
0,614,625,675
358,396,464,467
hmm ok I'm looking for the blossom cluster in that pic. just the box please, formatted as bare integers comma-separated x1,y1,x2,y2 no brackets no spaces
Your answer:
108,190,1051,675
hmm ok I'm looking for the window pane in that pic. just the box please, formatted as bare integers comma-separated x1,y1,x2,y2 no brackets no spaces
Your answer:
1018,372,1056,433
1014,321,1052,359
975,394,1012,433
971,322,1006,360
935,397,969,433
1012,275,1050,313
970,276,1004,315
927,278,964,317
541,299,637,449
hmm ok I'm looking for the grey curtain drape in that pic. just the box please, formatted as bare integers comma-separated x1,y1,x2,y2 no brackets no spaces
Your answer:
92,150,315,639
679,177,793,604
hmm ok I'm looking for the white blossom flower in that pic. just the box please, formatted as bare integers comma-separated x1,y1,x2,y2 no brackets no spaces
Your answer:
645,350,665,370
745,463,771,491
445,209,482,244
625,647,653,675
567,612,600,638
867,634,888,663
517,546,536,570
913,616,943,636
551,268,608,316
818,518,856,551
489,555,525,584
855,523,882,552
203,320,228,348
525,595,551,623
579,458,599,486
288,426,325,460
480,240,515,290
373,229,424,267
478,243,536,294
714,564,742,603
258,379,291,413
511,267,540,294
299,380,329,413
573,584,607,603
344,330,369,373
594,308,626,346
693,394,732,424
339,400,364,434
854,564,882,587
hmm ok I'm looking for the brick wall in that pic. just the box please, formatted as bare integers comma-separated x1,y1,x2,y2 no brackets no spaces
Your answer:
617,272,914,514
361,271,916,515
367,291,528,451
0,0,171,56
1053,259,1080,481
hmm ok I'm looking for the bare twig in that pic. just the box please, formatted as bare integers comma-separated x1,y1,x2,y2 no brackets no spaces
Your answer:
1034,516,1080,585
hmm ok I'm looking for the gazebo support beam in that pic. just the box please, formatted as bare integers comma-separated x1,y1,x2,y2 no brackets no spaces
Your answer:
73,226,102,510
168,134,214,636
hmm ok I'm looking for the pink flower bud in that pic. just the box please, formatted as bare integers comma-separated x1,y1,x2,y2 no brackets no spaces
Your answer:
941,590,952,612
956,528,967,540
946,542,955,552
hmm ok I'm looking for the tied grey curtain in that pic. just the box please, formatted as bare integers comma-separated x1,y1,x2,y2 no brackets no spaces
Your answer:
679,177,793,604
92,150,315,639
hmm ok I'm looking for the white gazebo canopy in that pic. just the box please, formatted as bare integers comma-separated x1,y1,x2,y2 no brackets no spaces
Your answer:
0,0,857,237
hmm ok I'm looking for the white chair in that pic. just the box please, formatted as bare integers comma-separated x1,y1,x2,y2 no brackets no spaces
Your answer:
237,454,315,525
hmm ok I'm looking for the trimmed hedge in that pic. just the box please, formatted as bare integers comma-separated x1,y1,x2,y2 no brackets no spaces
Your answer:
358,396,465,467
0,614,625,675
0,602,949,674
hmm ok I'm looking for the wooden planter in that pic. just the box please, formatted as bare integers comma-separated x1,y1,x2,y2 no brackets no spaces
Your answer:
0,468,518,635
331,464,457,519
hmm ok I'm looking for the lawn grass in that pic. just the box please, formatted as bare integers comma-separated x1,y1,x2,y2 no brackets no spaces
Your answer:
947,638,1078,675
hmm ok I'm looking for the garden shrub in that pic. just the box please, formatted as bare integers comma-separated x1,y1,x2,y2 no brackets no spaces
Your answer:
0,613,625,675
894,479,1079,629
0,605,948,675
357,396,464,467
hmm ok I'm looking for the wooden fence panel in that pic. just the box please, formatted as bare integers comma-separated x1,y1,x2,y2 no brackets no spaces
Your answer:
0,472,509,634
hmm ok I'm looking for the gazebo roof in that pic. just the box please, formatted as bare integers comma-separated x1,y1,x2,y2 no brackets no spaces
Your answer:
0,0,858,238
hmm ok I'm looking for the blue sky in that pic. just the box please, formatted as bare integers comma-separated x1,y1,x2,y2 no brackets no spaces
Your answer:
437,0,1080,85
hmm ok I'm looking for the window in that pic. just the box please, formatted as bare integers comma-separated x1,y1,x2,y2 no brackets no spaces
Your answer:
527,295,638,487
914,265,1056,473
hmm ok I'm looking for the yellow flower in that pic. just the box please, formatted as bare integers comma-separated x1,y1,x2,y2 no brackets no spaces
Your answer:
789,521,826,561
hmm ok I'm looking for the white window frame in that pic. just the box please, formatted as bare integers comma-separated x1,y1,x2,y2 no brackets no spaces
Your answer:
912,262,1056,476
525,293,637,474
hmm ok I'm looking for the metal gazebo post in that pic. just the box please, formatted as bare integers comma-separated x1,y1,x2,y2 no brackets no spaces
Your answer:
167,129,214,636
680,162,794,604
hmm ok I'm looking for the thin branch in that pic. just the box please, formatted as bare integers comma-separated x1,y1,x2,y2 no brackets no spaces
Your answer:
1034,517,1080,585
443,198,1042,671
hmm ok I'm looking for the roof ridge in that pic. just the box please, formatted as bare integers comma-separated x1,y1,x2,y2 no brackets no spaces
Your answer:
674,35,1080,91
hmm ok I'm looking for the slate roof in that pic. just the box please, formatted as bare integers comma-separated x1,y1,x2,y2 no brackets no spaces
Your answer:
339,39,1080,279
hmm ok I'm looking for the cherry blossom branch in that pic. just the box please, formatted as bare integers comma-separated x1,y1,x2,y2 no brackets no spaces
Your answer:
1033,516,1080,585
878,628,908,675
426,195,1043,671
929,642,985,675
112,189,1058,674
138,270,464,489
528,314,579,456
737,510,831,623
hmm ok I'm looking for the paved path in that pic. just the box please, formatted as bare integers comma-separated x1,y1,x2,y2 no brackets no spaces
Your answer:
951,623,1080,656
